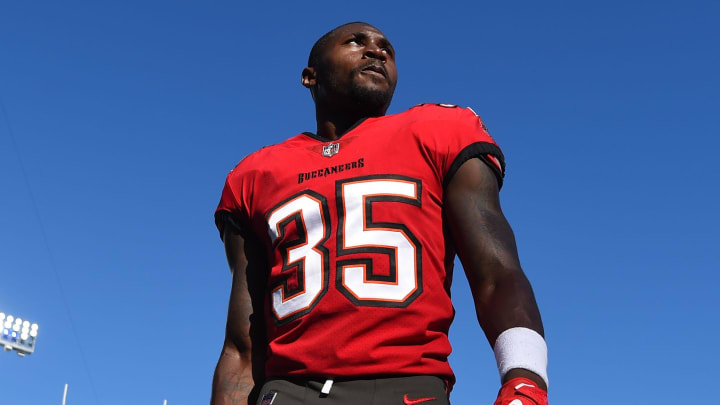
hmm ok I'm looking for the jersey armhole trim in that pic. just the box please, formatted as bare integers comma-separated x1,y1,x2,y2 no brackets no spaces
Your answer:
214,209,247,241
444,142,506,190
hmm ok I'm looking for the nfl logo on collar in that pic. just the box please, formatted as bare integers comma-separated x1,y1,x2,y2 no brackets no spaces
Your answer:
322,142,340,157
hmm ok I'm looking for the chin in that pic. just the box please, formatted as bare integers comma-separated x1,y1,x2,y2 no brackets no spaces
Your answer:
349,83,394,114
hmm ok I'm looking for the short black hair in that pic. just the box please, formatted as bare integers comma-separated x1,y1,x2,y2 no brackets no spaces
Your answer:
307,21,373,68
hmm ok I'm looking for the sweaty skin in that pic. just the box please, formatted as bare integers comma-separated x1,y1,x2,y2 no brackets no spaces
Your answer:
211,22,546,404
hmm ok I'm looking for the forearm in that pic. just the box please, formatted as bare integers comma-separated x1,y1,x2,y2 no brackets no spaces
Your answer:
471,271,547,390
211,345,254,405
470,270,544,343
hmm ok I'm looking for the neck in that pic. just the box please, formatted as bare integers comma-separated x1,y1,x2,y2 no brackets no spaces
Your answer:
314,104,385,141
314,113,359,141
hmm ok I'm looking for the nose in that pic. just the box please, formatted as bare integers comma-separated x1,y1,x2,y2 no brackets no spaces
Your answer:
364,42,387,63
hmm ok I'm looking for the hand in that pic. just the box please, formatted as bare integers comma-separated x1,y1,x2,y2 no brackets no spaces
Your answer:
493,377,548,405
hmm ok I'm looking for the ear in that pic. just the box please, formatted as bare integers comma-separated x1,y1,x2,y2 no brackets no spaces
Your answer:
301,67,317,88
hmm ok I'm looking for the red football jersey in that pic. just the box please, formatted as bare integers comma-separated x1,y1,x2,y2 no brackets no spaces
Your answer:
215,104,505,387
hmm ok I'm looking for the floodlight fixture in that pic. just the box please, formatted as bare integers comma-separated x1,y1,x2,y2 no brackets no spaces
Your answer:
0,312,39,356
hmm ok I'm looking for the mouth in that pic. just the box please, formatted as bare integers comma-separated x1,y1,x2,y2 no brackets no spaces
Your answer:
359,63,387,79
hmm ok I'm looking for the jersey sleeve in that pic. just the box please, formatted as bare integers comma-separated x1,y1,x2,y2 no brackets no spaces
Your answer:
416,104,506,189
214,171,250,240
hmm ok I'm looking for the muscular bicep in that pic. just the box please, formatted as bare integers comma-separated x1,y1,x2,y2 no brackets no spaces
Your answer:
223,228,255,354
212,227,267,405
223,228,267,359
445,158,522,285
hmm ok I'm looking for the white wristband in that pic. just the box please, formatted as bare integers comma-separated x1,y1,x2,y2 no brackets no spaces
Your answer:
493,327,549,388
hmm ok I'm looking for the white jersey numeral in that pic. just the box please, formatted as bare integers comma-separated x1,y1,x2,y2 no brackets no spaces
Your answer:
266,192,329,323
337,178,421,305
266,176,422,324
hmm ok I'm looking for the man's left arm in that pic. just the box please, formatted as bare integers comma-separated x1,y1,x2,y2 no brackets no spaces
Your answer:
445,157,548,401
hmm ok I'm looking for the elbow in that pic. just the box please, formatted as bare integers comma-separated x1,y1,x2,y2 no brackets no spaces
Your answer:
222,336,252,363
466,258,526,299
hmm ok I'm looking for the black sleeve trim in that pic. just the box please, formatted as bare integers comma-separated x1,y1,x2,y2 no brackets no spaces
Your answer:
214,210,249,241
444,142,506,190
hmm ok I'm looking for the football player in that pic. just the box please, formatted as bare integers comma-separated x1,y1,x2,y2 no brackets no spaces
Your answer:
211,22,548,405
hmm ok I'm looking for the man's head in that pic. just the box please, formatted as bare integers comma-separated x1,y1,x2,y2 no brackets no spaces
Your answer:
302,22,397,117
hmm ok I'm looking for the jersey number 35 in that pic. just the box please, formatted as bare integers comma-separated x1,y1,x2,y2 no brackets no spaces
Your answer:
266,175,423,325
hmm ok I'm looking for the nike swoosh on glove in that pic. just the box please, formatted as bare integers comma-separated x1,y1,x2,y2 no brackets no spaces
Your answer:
493,377,548,405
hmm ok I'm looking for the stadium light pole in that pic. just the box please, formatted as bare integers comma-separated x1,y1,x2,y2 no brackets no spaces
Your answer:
0,311,39,356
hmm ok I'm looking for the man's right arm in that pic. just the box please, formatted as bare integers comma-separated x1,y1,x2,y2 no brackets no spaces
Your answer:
211,227,264,405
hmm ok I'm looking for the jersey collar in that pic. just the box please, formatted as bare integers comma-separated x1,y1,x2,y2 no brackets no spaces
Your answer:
301,117,369,142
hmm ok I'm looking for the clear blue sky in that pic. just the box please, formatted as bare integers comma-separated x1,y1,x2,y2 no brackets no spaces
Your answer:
1,1,718,404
